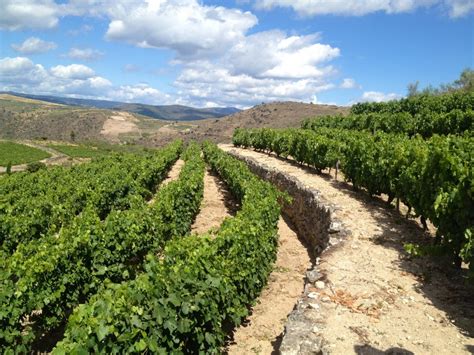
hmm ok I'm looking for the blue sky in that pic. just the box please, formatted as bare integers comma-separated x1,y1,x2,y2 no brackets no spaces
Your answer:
0,1,472,108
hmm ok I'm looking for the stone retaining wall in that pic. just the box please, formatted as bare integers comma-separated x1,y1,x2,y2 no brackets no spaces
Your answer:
225,149,351,355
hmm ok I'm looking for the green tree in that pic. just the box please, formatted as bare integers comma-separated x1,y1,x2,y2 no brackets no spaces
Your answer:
454,68,474,91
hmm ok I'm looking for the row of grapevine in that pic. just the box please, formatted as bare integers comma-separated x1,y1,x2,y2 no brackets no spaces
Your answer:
0,141,182,255
233,128,473,272
52,142,282,353
351,90,474,115
302,109,473,137
0,143,205,352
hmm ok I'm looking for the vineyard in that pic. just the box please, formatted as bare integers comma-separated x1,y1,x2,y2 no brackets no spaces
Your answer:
233,91,473,274
0,90,473,353
0,140,283,353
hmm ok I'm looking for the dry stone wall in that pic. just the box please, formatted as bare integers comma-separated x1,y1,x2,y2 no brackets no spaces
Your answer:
224,149,351,355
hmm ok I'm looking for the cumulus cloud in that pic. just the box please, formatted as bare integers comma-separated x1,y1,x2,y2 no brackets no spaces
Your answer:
0,1,364,107
224,31,339,79
103,0,258,59
0,0,59,30
361,91,402,102
107,84,174,105
254,0,474,17
172,30,339,107
0,57,174,104
50,64,96,80
175,66,335,108
0,57,111,98
65,48,104,61
0,57,48,84
340,78,358,89
11,37,57,54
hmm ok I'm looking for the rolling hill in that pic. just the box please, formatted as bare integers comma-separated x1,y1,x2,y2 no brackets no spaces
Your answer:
0,93,167,143
0,92,240,121
0,93,347,146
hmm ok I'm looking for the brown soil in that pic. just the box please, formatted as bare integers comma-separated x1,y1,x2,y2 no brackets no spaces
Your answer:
100,111,140,142
148,159,184,205
220,144,474,355
191,168,236,235
227,216,311,355
161,159,184,186
189,164,311,354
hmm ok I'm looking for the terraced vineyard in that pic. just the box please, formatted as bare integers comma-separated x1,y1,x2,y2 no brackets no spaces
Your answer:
0,141,282,353
233,91,474,274
1,91,472,354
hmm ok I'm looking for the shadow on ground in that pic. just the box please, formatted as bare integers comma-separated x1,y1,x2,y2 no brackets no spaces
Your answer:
354,344,414,355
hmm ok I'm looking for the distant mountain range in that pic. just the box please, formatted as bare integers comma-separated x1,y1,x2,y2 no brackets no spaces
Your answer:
1,92,240,121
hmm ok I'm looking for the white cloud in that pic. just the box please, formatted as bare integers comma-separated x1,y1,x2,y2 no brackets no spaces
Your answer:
55,2,342,107
172,30,339,107
361,91,402,102
11,37,57,54
65,48,104,61
340,78,358,89
254,0,474,17
1,0,469,36
446,0,474,17
103,0,257,59
0,57,112,98
175,65,335,108
107,84,174,105
0,57,171,105
0,0,59,30
0,57,48,84
223,31,339,79
51,64,96,80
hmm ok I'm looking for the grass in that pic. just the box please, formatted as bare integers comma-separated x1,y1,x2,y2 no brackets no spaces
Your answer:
0,141,51,166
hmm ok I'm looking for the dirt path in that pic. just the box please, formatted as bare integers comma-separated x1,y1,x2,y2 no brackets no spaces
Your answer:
191,169,236,235
220,144,474,355
160,159,184,186
189,163,311,353
227,217,311,355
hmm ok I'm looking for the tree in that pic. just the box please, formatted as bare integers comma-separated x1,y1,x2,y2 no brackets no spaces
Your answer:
454,68,474,91
407,81,419,97
70,130,76,142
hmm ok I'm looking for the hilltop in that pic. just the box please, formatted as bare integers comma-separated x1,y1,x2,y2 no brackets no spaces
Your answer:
132,101,348,146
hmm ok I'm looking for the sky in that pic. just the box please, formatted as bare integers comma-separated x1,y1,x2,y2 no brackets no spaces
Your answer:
0,0,473,108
